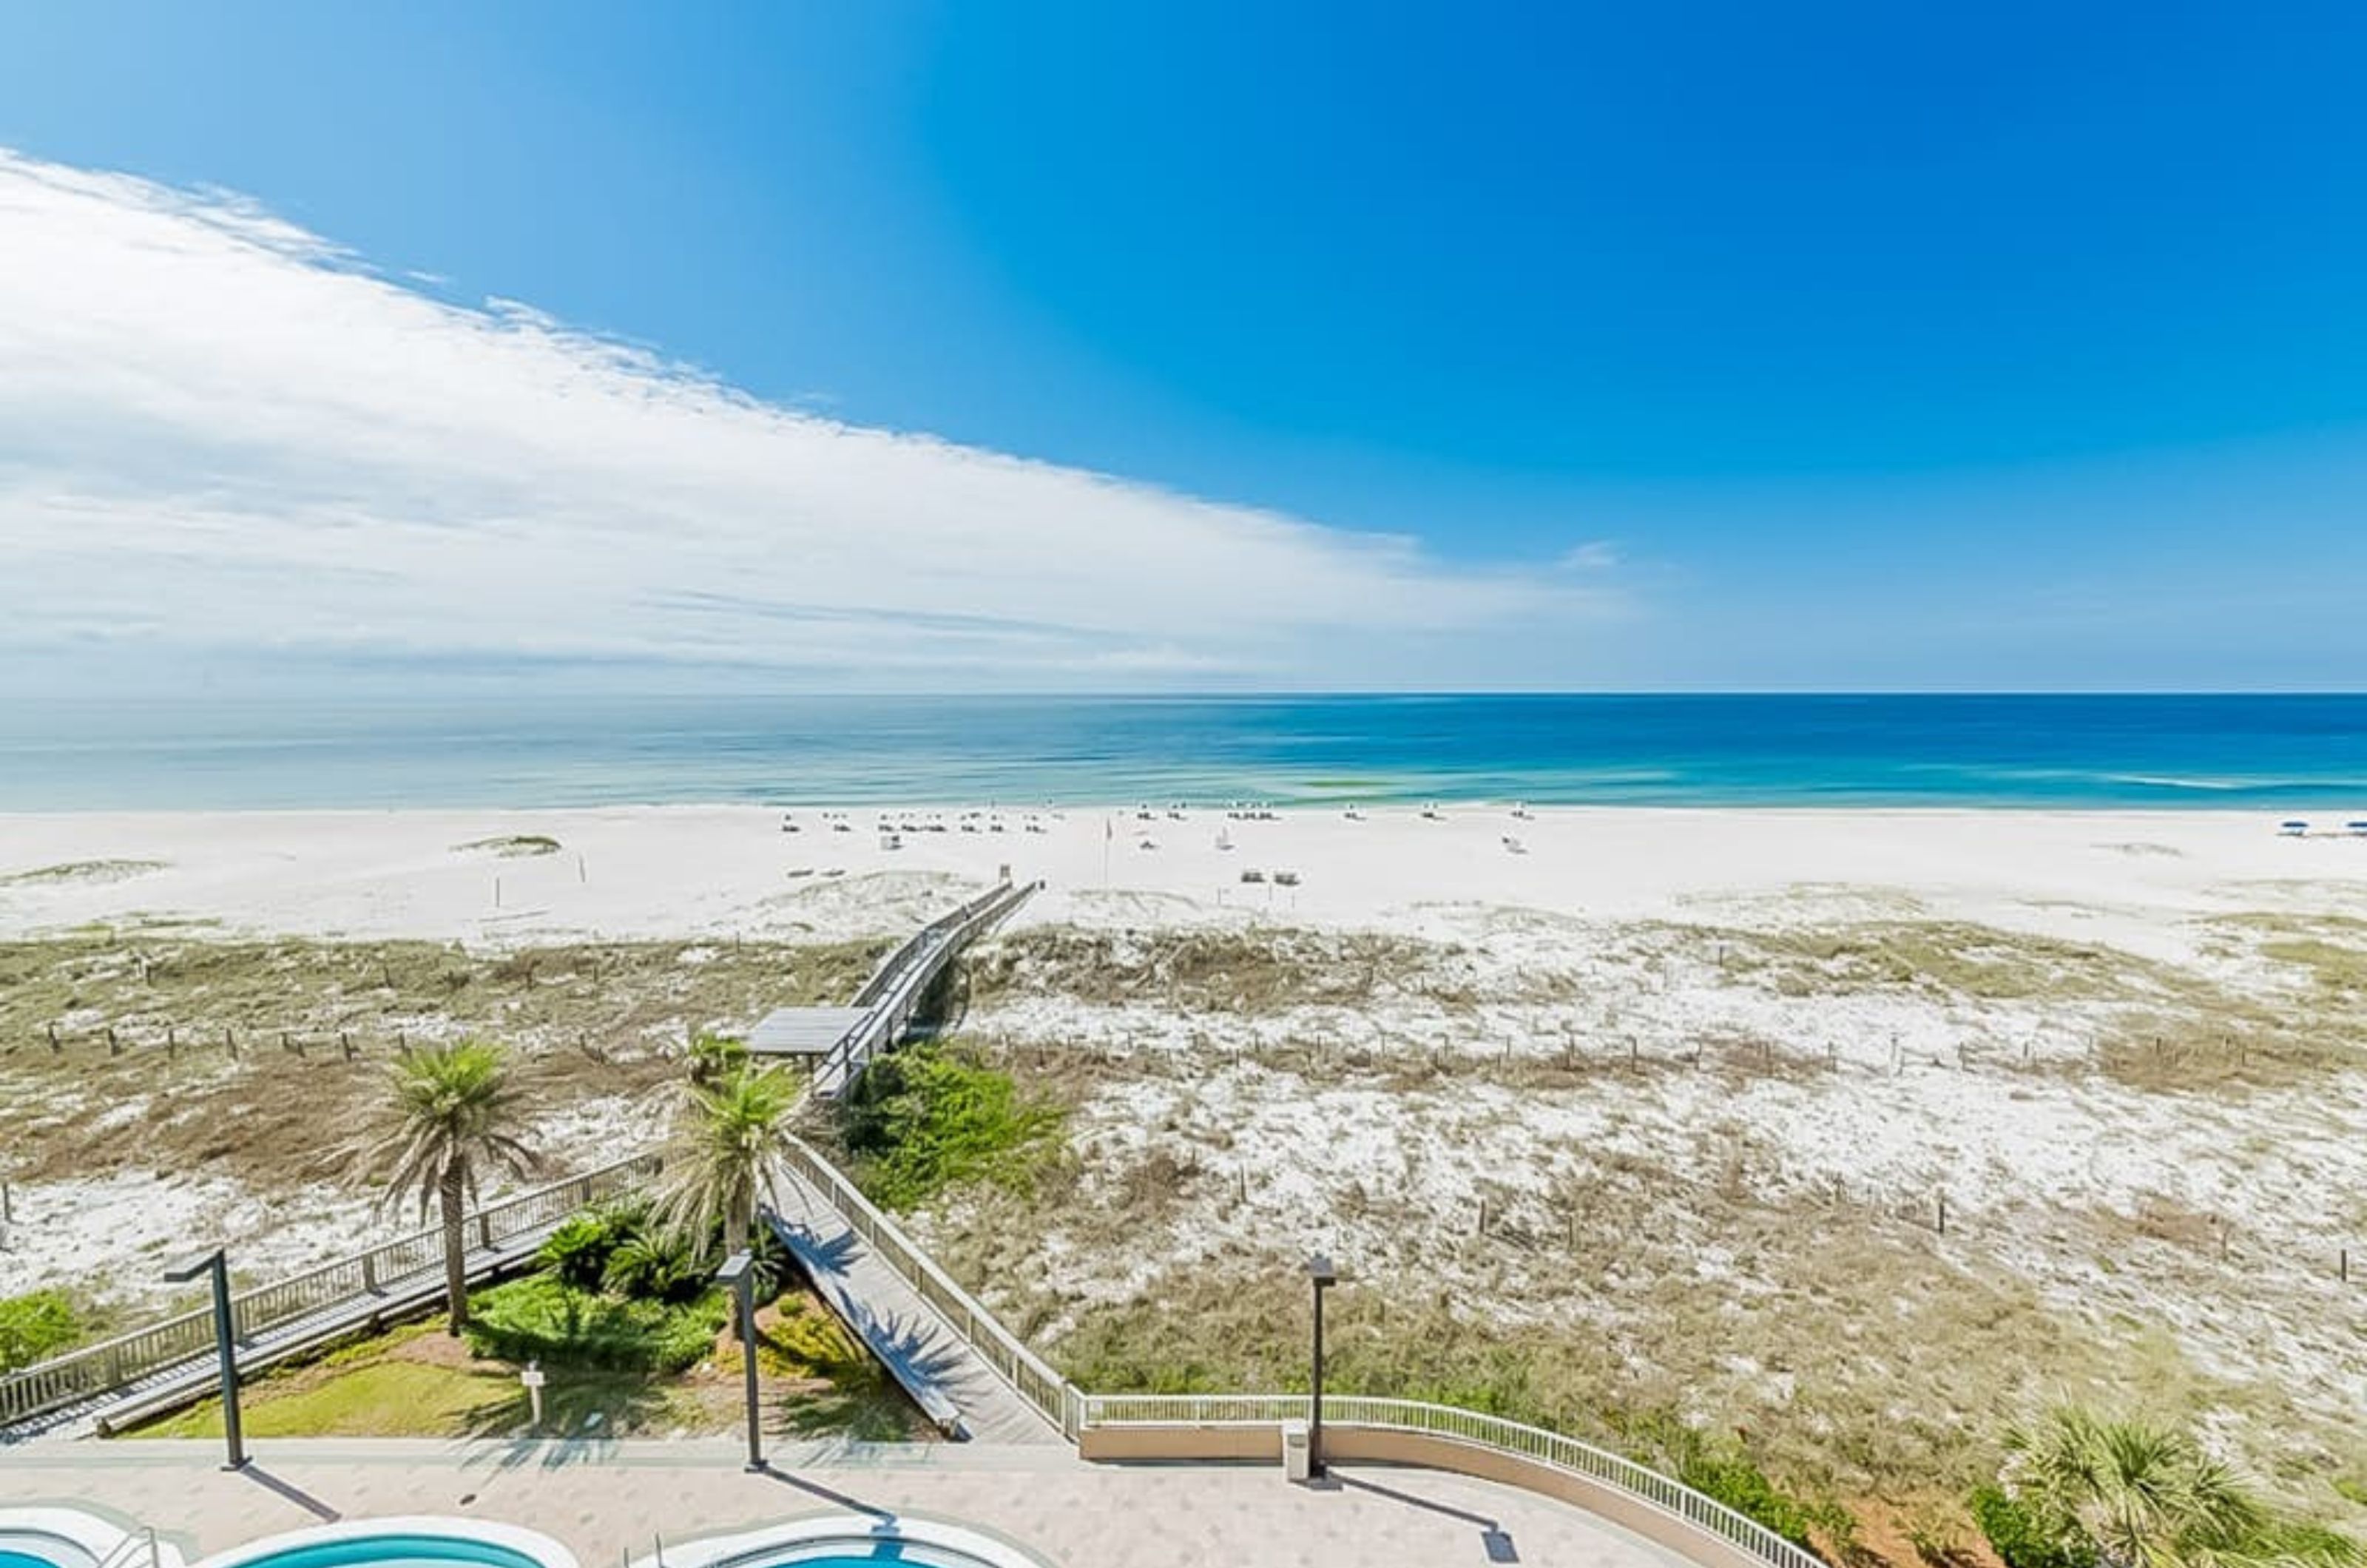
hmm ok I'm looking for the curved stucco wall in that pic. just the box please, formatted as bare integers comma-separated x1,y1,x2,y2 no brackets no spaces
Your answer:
1078,1422,1774,1568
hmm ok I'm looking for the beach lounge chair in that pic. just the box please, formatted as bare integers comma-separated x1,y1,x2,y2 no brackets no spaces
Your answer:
2280,820,2309,837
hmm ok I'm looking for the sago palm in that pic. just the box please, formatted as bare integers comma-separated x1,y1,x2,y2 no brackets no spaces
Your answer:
2004,1406,2265,1568
356,1038,538,1334
655,1062,800,1259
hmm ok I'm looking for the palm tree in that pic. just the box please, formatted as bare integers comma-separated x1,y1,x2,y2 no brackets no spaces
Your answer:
2004,1407,2266,1568
355,1039,538,1335
655,1062,800,1260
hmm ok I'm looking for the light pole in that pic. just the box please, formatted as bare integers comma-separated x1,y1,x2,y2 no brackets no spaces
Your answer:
715,1251,763,1472
164,1248,246,1471
1306,1253,1336,1481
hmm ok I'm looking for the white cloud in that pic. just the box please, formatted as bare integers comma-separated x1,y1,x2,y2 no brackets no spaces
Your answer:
0,149,1622,692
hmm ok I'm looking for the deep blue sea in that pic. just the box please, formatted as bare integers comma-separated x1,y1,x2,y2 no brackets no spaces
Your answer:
2,695,2365,811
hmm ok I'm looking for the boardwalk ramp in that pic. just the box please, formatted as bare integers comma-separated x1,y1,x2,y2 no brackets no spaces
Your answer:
763,1166,1060,1444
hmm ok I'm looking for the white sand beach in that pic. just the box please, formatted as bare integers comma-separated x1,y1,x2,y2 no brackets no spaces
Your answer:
4,804,2363,1485
2,802,2360,951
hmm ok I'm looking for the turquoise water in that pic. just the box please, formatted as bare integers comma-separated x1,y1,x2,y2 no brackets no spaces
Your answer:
3,1550,61,1568
221,1538,542,1568
4,693,2366,810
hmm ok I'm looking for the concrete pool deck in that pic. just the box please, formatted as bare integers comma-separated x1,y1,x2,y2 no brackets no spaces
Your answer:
0,1438,1702,1568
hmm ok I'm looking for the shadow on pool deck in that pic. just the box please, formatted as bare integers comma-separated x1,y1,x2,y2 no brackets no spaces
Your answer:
240,1465,340,1524
1335,1470,1518,1563
754,1461,891,1518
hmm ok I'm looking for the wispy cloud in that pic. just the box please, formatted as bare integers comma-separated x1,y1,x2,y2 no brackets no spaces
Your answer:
0,149,1623,693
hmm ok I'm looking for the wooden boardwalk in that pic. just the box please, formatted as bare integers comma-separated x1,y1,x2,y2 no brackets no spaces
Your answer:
805,880,1039,1099
764,1168,1062,1445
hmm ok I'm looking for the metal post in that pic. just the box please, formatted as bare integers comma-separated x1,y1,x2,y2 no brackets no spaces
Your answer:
1306,1253,1335,1481
716,1250,763,1472
162,1248,246,1470
209,1253,245,1470
1309,1276,1325,1478
739,1265,762,1471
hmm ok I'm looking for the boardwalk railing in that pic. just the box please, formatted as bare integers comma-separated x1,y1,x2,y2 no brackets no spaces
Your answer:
777,1133,1081,1439
1078,1393,1826,1568
0,1152,658,1429
812,879,1039,1097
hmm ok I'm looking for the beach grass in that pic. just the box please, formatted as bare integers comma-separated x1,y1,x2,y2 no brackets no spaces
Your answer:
0,933,888,1185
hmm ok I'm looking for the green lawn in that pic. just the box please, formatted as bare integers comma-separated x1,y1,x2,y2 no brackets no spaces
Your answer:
132,1295,921,1442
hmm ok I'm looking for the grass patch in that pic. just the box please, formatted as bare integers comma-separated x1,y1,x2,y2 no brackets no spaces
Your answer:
0,859,166,888
0,1288,83,1371
133,1290,923,1442
453,836,563,858
836,1038,1067,1212
969,926,1533,1011
1709,921,2161,1004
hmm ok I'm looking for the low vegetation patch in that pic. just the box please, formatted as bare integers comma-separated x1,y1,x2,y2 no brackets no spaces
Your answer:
452,835,563,858
836,1038,1067,1212
464,1274,729,1373
0,933,886,1183
0,859,166,888
0,1287,83,1371
1712,921,2161,1004
969,926,1527,1011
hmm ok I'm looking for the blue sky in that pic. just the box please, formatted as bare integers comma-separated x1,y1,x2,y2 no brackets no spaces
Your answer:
3,1,2365,691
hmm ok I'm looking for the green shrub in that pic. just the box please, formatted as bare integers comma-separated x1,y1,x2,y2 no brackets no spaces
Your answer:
1613,1415,1829,1551
840,1039,1064,1212
0,1288,81,1372
600,1231,709,1306
1969,1484,2096,1568
538,1212,622,1292
536,1200,710,1305
1675,1444,1824,1550
462,1274,726,1373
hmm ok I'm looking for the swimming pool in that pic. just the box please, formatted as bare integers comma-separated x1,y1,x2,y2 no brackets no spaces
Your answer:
641,1515,1050,1568
191,1521,575,1568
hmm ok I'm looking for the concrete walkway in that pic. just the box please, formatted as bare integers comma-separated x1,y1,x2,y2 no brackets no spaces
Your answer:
0,1438,1701,1568
765,1171,1060,1445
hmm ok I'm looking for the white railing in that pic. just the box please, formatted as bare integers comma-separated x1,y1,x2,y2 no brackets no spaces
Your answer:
92,1528,163,1568
0,1152,658,1428
1079,1393,1826,1568
777,1132,1081,1438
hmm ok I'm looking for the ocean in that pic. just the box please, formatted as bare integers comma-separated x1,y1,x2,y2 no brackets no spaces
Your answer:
2,694,2364,812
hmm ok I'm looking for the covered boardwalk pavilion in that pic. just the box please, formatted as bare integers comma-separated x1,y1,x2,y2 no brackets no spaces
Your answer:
744,1004,873,1065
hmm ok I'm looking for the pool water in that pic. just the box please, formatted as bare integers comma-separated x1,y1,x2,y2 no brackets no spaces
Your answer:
223,1539,544,1568
4,1551,61,1568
